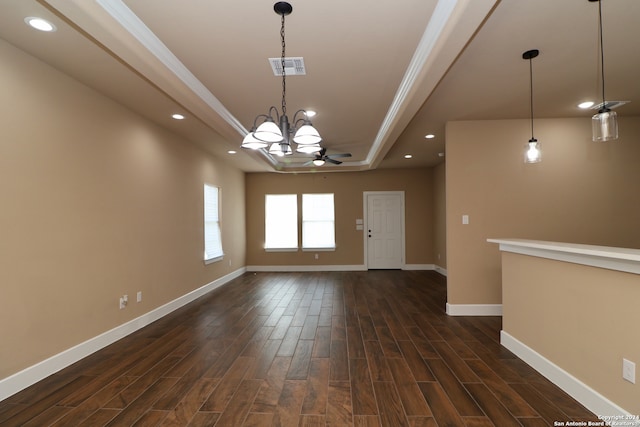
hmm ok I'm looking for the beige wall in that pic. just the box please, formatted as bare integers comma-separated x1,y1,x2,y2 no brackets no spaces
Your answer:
0,40,246,379
502,252,640,414
245,168,435,267
446,117,640,305
433,162,447,269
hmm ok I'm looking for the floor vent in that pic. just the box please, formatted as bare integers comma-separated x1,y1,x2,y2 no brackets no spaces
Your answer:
269,57,306,76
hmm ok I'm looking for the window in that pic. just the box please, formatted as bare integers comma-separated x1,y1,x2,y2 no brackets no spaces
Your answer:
265,194,298,250
204,184,223,263
302,193,335,249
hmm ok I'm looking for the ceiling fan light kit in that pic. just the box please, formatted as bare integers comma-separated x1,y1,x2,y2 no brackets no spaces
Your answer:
241,2,324,157
304,148,352,166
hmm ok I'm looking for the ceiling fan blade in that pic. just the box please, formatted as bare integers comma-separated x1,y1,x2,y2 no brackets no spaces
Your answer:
319,147,327,157
325,158,342,165
303,160,314,166
327,153,352,159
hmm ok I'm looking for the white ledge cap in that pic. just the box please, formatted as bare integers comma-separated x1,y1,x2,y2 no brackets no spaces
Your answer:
487,238,640,275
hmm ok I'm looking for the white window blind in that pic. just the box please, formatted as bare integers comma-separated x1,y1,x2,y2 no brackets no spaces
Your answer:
204,184,223,262
302,193,335,249
265,194,298,250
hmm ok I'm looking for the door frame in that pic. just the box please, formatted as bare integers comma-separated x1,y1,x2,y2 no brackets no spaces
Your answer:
362,191,406,270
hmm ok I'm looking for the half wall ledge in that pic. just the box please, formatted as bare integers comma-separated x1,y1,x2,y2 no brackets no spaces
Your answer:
487,238,640,276
489,238,640,418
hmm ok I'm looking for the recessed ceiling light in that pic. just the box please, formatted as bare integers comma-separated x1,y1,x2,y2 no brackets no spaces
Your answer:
404,154,413,159
228,150,237,154
424,134,435,139
305,110,316,118
25,17,56,32
172,114,185,120
578,101,594,109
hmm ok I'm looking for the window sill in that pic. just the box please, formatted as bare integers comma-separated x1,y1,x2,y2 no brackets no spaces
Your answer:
204,255,224,265
302,247,336,252
265,248,299,253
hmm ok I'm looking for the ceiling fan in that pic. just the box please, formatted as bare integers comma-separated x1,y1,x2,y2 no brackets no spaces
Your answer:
304,148,352,166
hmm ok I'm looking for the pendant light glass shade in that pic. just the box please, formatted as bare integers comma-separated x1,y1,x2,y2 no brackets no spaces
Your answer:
254,119,284,143
524,139,542,163
312,159,325,166
592,110,618,142
293,124,322,145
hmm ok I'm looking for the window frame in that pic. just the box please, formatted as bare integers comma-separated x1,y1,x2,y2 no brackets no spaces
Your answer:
204,184,224,264
302,193,336,251
264,194,299,252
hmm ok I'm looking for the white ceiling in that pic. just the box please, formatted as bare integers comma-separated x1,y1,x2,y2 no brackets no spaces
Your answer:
1,0,638,173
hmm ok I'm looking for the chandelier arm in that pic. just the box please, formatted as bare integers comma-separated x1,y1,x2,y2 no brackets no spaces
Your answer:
292,109,310,127
267,106,281,122
251,114,270,129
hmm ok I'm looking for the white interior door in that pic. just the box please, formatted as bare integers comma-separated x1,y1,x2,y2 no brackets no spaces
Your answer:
365,192,404,269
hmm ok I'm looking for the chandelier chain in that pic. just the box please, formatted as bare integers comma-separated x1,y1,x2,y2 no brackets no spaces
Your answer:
281,13,287,116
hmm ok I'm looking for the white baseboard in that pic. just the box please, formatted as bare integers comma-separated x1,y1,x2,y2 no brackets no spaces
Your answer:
247,264,444,273
246,265,366,272
501,330,635,420
0,267,246,402
446,303,502,316
403,264,435,270
434,265,447,276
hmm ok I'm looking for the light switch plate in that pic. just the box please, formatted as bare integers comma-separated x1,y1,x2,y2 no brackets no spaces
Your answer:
623,358,636,384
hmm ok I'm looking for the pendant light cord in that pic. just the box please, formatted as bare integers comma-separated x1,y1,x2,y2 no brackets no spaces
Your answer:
280,12,287,116
529,57,534,140
597,0,607,110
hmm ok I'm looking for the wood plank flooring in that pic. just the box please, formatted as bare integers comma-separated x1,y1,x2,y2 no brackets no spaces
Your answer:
0,271,600,426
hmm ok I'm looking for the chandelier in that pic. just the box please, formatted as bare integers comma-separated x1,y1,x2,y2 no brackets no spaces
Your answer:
241,2,322,156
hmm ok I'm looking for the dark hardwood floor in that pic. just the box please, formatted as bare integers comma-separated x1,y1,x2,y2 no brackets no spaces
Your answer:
0,270,599,426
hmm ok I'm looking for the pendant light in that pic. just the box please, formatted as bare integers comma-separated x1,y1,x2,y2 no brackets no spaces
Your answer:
241,2,322,155
523,49,541,164
589,0,618,141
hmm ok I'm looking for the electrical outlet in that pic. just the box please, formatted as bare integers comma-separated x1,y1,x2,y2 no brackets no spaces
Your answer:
623,359,636,384
314,253,319,260
137,291,142,303
119,296,127,309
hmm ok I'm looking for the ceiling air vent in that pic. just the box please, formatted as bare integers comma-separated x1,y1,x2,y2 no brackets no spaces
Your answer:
269,57,306,76
591,100,630,110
